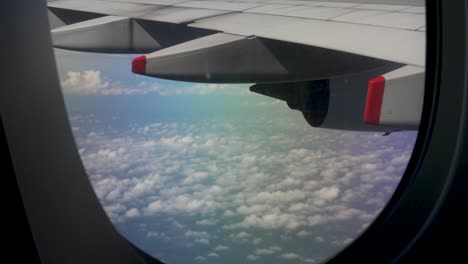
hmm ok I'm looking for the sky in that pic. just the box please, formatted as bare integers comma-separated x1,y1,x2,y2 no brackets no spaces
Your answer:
55,48,418,264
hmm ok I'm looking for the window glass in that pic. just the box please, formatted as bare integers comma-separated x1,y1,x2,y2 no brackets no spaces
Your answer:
54,1,424,263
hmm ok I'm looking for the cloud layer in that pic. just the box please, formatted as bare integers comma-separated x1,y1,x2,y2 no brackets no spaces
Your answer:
61,70,164,95
69,109,417,264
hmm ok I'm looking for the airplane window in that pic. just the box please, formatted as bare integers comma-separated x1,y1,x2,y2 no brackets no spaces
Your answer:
52,0,425,263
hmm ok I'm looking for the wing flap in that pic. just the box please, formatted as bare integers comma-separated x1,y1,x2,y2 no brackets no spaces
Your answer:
134,6,233,24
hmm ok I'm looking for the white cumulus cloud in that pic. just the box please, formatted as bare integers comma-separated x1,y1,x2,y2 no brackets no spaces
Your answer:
281,253,301,259
61,70,160,95
214,245,229,251
69,111,417,264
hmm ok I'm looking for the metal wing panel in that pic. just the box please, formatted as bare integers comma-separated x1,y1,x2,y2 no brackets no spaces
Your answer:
47,0,426,66
190,12,425,67
234,0,274,3
246,5,353,20
107,0,189,5
262,0,358,7
48,0,426,32
331,9,389,22
244,4,425,31
191,12,305,34
402,6,425,13
309,1,363,8
48,0,162,16
174,1,263,11
244,4,297,13
353,3,411,11
343,11,425,30
262,0,324,6
257,19,425,67
136,6,233,24
276,6,353,19
49,0,232,24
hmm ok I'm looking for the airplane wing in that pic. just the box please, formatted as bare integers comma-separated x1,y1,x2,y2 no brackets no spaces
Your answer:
47,0,425,132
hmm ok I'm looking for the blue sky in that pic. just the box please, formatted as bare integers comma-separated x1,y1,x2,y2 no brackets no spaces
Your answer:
55,48,417,264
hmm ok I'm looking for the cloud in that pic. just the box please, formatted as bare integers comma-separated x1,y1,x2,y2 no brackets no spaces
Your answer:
61,70,160,95
214,245,229,251
224,210,235,217
229,231,252,243
270,246,282,252
307,215,327,226
228,212,307,230
185,230,210,244
331,237,354,246
69,110,418,264
124,208,140,218
313,186,340,202
254,246,282,255
296,230,312,237
207,252,219,257
234,232,251,239
103,203,127,222
195,238,210,244
182,171,209,185
330,207,362,221
255,249,275,255
61,70,109,95
185,230,210,239
143,194,218,216
145,200,163,214
281,253,301,260
146,231,169,240
194,256,205,262
248,190,307,205
106,189,121,201
196,219,217,226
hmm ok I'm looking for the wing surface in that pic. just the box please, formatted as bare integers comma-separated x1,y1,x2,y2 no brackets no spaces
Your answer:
48,0,425,66
47,0,425,131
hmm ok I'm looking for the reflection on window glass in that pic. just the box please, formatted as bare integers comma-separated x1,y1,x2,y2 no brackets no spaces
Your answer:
56,47,418,264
